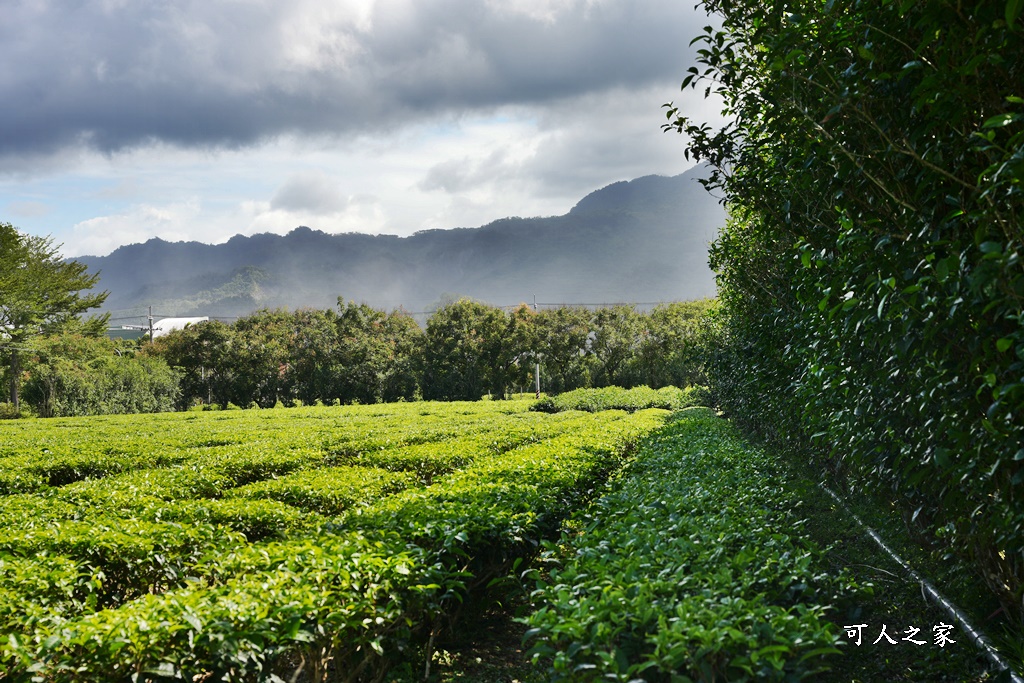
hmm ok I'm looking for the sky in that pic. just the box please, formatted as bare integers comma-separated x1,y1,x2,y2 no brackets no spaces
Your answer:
0,0,721,257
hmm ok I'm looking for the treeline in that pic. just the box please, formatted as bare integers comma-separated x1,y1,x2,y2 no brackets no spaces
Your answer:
2,298,713,417
148,298,713,410
668,2,1023,624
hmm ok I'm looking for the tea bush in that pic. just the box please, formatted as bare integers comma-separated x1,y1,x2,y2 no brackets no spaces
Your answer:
0,400,669,680
525,409,864,681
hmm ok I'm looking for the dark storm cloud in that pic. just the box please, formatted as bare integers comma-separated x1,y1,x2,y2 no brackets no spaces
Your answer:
0,0,705,161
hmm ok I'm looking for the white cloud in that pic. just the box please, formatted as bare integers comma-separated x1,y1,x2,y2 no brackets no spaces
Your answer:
66,200,202,256
2,0,723,258
41,78,722,257
247,195,387,236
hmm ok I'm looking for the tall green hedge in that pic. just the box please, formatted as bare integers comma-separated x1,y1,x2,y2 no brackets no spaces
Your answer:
667,1,1023,621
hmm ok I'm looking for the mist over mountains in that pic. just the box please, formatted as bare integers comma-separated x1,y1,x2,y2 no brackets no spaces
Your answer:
81,166,724,319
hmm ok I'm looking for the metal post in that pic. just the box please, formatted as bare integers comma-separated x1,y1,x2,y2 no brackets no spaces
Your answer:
148,305,154,343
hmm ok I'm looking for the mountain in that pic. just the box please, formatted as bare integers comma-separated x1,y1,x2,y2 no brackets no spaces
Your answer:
80,166,725,320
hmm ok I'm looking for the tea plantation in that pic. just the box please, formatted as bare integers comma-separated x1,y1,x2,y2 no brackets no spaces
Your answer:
0,397,1008,681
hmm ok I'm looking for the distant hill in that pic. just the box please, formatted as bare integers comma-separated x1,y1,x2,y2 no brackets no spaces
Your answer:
80,166,725,320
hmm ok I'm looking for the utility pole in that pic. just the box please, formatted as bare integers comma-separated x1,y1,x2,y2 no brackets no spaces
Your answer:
534,295,541,398
116,306,157,342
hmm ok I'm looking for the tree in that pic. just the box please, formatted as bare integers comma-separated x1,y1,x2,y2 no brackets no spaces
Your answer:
421,299,506,401
589,305,641,387
148,319,234,408
228,309,293,407
288,307,344,404
334,300,396,404
631,300,715,388
481,303,536,399
535,306,593,393
373,307,423,403
0,223,108,412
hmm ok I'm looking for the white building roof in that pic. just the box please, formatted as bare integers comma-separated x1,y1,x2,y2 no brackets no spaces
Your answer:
152,317,209,338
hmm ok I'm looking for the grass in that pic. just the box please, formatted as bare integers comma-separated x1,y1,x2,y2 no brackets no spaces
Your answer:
796,474,1019,682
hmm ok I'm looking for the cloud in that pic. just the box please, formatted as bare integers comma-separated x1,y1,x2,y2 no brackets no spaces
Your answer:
93,178,143,201
260,170,388,233
522,85,728,197
418,143,532,195
5,0,724,260
246,196,387,238
0,0,706,164
65,200,203,257
5,200,51,218
415,84,726,207
270,170,352,215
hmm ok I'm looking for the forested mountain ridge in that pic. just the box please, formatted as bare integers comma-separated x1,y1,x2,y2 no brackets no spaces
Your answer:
79,166,724,317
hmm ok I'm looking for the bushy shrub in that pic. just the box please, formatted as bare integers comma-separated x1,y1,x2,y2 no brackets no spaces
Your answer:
0,403,31,420
21,335,180,417
668,1,1024,620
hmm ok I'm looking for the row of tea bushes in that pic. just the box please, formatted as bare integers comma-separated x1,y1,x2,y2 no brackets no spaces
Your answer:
326,409,607,483
0,404,598,633
0,402,670,681
348,410,669,580
524,408,865,681
0,407,618,624
531,385,710,414
3,532,456,683
0,401,532,496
